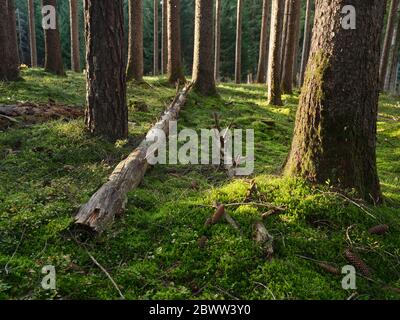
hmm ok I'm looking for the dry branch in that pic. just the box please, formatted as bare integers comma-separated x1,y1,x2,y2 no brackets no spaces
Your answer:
74,83,193,233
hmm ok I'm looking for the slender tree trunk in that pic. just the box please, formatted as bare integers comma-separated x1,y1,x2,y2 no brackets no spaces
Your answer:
154,0,159,76
385,15,400,91
126,0,144,82
388,18,400,94
285,0,385,204
214,0,222,82
299,0,313,87
280,0,291,77
70,0,80,72
267,0,284,106
380,0,399,90
192,0,216,95
281,0,301,93
162,0,168,74
42,0,65,75
235,0,243,84
28,0,37,67
0,0,20,81
256,0,270,84
84,0,128,141
167,0,185,84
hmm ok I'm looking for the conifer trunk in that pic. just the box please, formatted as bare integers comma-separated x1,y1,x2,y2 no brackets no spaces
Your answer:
28,0,37,67
69,0,81,72
127,0,144,82
214,0,222,82
256,0,270,84
299,0,313,87
235,0,243,84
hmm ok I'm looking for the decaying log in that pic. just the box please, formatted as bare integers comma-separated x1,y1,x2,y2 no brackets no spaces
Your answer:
253,221,274,259
75,83,193,233
0,103,82,119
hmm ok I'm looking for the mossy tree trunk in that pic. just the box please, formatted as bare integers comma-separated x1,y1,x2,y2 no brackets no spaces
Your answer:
267,0,284,106
380,0,400,91
256,0,270,84
281,0,301,93
69,0,80,72
192,0,216,95
0,0,20,81
28,0,37,67
84,0,128,141
42,0,65,76
127,0,144,82
167,0,186,84
284,0,385,204
235,0,243,84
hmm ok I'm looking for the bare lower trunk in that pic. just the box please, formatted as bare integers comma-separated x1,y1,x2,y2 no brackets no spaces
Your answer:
256,0,270,84
192,0,216,95
70,0,81,72
84,0,128,141
285,0,385,204
167,0,185,84
267,0,284,106
28,0,37,67
126,0,144,82
235,0,243,84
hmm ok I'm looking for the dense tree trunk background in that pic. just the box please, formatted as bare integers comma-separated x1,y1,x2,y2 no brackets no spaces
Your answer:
84,0,128,141
28,0,37,67
69,0,80,72
299,0,313,87
192,0,216,95
162,0,168,74
127,0,144,82
42,0,65,75
256,0,270,84
267,0,284,106
214,0,222,82
0,0,20,81
167,0,186,84
285,0,386,204
235,0,243,84
154,0,159,76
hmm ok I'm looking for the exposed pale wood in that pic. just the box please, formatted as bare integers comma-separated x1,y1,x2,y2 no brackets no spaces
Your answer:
75,84,192,233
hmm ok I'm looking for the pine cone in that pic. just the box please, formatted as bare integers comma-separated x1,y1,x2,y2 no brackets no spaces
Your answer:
344,248,371,277
212,205,225,224
368,224,389,235
318,262,340,275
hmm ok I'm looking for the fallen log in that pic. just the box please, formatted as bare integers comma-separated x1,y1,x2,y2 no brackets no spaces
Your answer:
0,103,82,119
74,83,193,233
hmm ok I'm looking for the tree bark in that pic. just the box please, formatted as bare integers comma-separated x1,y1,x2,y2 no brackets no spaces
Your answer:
162,0,168,74
380,0,400,91
75,84,192,234
167,0,186,84
28,0,37,67
235,0,243,84
69,0,80,72
281,0,301,93
299,0,313,87
280,0,291,77
284,0,385,204
0,0,20,81
267,0,284,106
126,0,144,82
84,0,128,142
214,0,222,82
192,0,216,95
154,0,159,76
388,18,400,94
256,0,270,84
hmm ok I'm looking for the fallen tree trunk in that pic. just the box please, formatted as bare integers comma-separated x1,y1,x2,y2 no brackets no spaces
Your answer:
0,103,83,118
75,83,193,233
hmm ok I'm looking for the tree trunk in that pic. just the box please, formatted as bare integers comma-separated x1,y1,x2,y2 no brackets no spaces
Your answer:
42,0,65,76
281,0,301,93
154,0,159,76
284,0,385,204
192,0,216,95
280,0,291,77
28,0,37,67
256,0,270,84
167,0,186,84
235,0,243,84
84,0,128,141
214,0,222,82
126,0,144,82
162,0,168,74
75,84,192,234
267,0,284,106
380,0,400,91
299,0,313,87
69,0,80,72
388,19,400,94
0,0,20,81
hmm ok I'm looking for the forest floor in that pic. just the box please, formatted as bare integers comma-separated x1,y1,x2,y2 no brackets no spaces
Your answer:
0,68,399,300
